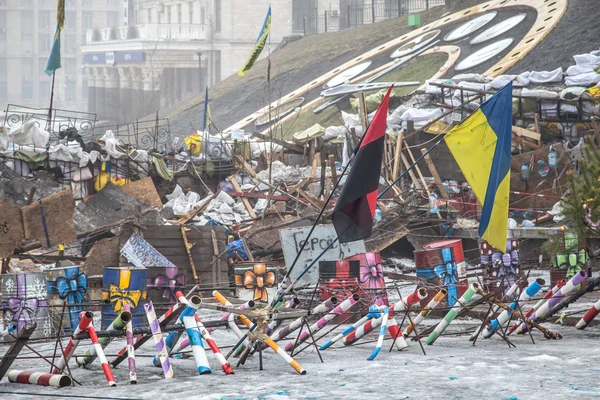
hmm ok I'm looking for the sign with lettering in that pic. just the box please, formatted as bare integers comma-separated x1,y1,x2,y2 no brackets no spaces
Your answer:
280,224,366,286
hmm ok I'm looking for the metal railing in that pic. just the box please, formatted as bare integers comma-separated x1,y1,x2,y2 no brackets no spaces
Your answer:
298,0,446,35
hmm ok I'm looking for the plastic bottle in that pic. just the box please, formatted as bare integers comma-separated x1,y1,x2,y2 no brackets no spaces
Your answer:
521,162,530,181
429,193,440,213
374,206,382,223
548,146,558,169
537,159,549,178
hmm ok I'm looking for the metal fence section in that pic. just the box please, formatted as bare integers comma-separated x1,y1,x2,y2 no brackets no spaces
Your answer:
95,118,173,153
299,0,446,35
3,104,97,144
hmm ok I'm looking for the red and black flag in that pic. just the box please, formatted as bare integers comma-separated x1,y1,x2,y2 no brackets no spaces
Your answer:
332,86,392,243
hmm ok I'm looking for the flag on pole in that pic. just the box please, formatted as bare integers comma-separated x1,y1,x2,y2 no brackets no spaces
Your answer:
45,0,65,76
202,85,211,131
332,86,393,243
444,82,513,251
236,6,271,77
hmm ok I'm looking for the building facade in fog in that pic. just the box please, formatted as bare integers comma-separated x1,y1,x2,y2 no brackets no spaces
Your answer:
81,0,294,123
0,0,122,113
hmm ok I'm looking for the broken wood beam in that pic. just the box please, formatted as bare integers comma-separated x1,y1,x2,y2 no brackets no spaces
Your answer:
229,176,257,219
420,148,449,200
252,131,304,153
229,192,290,201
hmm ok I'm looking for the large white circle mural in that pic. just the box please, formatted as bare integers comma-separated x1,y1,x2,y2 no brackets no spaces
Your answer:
456,38,515,71
470,14,527,45
444,12,498,42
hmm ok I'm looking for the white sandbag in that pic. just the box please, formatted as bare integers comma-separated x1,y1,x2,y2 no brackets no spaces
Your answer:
425,79,454,95
573,53,600,66
565,72,600,87
8,121,50,147
528,68,563,84
341,111,362,129
489,72,531,90
560,87,587,101
566,65,596,76
451,73,492,83
400,108,443,130
520,88,559,98
387,105,408,128
323,126,347,141
454,81,491,97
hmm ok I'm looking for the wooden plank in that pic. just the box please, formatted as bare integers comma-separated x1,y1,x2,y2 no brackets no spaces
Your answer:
404,143,442,220
400,152,421,191
328,154,337,184
229,192,290,201
359,91,368,134
512,126,541,142
229,176,257,219
392,133,403,181
365,226,409,253
252,131,304,153
21,190,76,248
420,148,449,200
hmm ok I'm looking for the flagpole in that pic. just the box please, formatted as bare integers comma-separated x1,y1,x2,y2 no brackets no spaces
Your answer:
46,72,56,132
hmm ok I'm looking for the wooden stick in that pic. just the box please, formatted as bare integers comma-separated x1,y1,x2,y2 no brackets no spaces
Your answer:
359,91,368,134
181,227,199,284
328,154,337,183
319,159,327,198
229,176,257,219
592,116,600,144
392,133,403,181
404,143,442,219
210,229,219,285
420,148,449,200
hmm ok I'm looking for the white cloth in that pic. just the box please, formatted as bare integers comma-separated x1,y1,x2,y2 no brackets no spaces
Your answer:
0,126,8,152
8,121,50,147
100,130,125,158
528,68,563,84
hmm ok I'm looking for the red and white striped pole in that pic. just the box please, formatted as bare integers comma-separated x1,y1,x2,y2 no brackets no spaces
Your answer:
387,288,428,351
52,311,93,374
576,298,600,329
7,370,72,388
87,324,116,387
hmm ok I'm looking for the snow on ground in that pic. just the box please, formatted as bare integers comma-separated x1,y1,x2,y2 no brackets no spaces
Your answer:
2,321,600,400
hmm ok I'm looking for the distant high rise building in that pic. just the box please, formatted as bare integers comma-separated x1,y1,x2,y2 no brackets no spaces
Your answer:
0,0,123,114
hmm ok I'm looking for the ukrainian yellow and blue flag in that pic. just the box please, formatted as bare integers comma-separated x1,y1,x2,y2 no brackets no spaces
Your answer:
237,5,271,77
45,0,64,76
444,82,513,252
202,85,211,131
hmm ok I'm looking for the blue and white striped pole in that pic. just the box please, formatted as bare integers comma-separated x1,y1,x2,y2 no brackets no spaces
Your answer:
368,306,389,361
482,278,544,339
179,295,211,375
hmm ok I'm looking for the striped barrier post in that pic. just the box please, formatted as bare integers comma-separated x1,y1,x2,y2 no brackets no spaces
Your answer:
87,324,116,387
271,297,337,343
178,296,211,375
367,306,389,361
344,288,424,347
7,370,72,388
425,283,480,345
321,305,380,350
53,311,93,374
76,311,131,367
576,298,600,329
387,288,428,351
285,294,359,353
123,304,137,384
469,281,521,341
508,279,565,335
213,290,306,375
482,279,544,339
403,289,447,337
144,301,174,379
176,292,233,375
517,271,586,333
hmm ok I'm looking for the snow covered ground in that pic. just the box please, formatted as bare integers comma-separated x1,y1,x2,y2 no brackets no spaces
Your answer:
2,319,600,400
